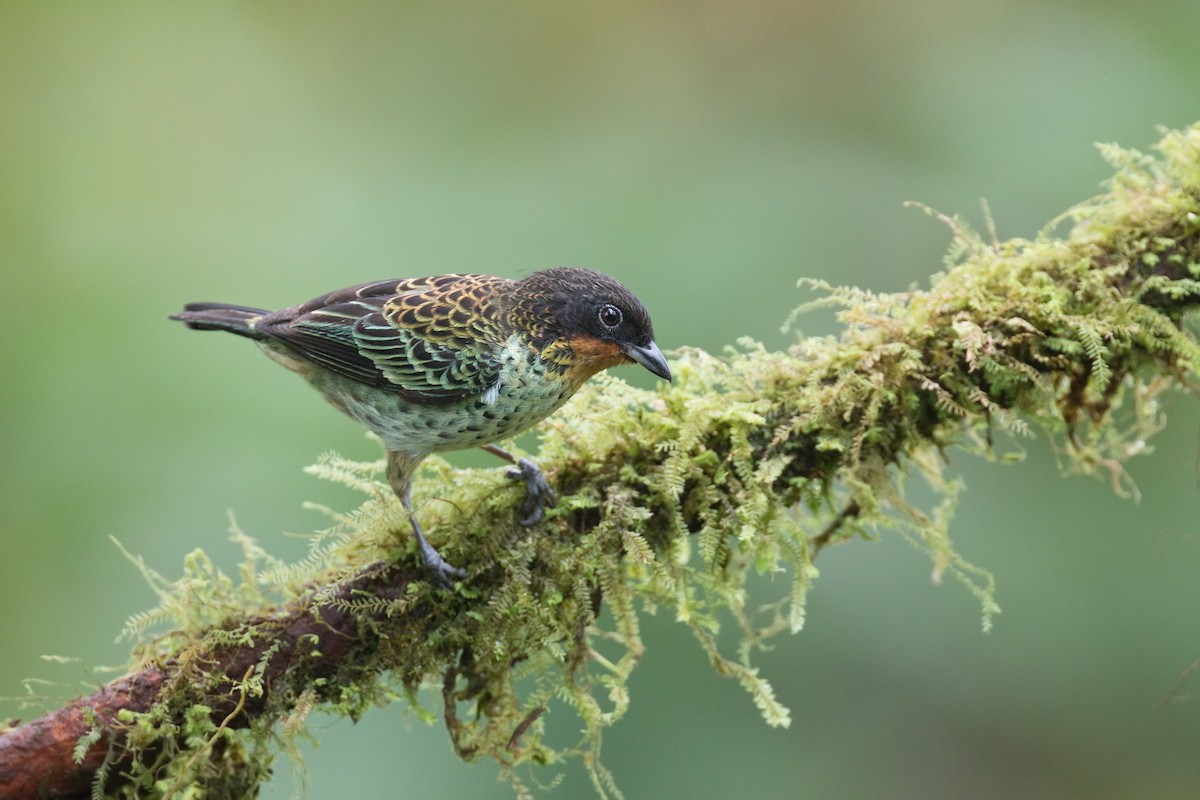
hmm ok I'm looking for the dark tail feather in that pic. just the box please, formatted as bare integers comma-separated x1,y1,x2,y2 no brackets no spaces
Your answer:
170,303,268,339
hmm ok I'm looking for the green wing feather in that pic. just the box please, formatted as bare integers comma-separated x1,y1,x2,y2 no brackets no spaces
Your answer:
256,275,511,404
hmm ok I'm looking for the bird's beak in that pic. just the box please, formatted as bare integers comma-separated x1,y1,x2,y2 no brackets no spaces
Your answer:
623,340,672,382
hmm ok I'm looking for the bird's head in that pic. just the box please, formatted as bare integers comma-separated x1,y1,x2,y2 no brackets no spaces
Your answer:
511,268,672,384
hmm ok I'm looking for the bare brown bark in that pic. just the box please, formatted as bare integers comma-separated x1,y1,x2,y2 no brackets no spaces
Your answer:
0,669,168,799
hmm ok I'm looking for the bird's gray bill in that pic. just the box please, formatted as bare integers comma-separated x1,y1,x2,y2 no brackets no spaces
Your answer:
623,340,672,382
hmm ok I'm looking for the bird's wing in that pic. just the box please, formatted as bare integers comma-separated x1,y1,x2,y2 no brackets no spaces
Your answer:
257,275,511,404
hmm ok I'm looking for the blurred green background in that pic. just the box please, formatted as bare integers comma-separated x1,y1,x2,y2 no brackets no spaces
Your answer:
3,2,1200,798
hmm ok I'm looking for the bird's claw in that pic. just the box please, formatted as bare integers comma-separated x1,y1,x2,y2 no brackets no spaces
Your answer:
409,516,466,589
420,544,467,589
506,457,558,526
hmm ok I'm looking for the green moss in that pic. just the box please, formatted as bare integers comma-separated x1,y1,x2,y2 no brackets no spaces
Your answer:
101,124,1200,797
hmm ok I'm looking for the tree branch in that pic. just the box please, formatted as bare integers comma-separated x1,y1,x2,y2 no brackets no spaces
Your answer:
4,125,1200,799
0,560,426,799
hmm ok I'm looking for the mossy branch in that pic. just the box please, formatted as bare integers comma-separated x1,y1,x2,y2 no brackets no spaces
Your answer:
5,125,1200,799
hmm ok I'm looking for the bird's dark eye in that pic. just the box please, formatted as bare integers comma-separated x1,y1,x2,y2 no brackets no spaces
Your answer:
598,304,623,329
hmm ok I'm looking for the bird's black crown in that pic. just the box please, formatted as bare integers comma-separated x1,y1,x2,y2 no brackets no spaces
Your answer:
511,267,656,350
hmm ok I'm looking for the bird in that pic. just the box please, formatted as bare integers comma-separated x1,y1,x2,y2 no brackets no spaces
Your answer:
171,267,671,586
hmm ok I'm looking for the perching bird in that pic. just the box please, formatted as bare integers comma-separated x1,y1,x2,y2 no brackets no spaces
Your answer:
171,268,671,586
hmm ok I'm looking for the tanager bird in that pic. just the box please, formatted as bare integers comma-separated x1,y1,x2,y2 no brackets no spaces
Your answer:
171,268,671,585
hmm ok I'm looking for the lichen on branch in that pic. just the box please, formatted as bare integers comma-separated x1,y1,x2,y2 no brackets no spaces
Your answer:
4,124,1200,800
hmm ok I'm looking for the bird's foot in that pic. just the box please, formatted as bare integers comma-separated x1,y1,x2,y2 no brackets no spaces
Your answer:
481,444,558,526
409,517,466,588
507,457,558,527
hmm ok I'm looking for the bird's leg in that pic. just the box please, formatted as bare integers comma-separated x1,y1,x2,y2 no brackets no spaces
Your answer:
481,443,558,526
388,451,465,587
405,496,467,587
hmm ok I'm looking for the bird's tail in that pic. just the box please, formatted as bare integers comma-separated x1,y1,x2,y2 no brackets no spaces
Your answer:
170,303,268,339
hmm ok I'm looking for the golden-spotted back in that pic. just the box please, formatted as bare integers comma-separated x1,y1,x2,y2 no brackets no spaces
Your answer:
255,275,512,405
